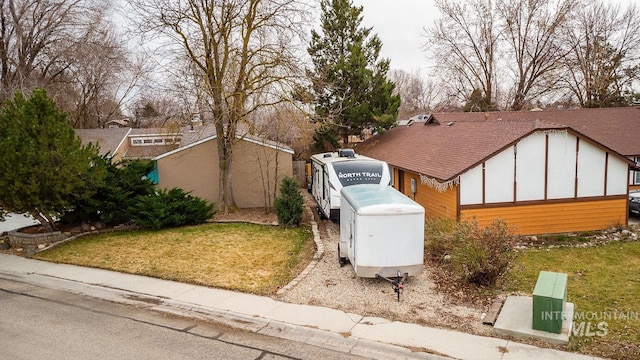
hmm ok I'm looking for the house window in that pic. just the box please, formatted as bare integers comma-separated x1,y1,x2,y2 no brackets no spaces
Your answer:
635,157,640,185
398,170,405,193
131,136,181,146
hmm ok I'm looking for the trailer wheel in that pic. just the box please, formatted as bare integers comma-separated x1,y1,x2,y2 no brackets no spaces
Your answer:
338,244,347,267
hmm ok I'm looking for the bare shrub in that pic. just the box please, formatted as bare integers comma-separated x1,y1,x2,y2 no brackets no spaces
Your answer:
425,218,517,286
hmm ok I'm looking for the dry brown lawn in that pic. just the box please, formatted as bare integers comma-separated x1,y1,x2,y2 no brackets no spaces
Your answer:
34,222,315,295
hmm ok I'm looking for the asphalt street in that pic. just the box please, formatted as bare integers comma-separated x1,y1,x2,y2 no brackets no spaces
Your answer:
0,278,366,360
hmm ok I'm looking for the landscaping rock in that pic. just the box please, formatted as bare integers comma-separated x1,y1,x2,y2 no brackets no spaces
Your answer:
24,247,36,258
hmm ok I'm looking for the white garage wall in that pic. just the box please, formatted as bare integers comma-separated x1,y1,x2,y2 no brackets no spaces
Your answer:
515,134,546,201
485,146,515,203
577,140,606,197
460,165,483,205
606,154,629,195
547,132,577,199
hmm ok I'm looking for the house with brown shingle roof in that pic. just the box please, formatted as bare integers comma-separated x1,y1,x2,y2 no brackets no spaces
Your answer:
433,107,640,190
356,110,637,235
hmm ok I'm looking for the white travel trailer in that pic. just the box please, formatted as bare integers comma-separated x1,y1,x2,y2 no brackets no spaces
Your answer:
339,184,425,279
310,149,391,220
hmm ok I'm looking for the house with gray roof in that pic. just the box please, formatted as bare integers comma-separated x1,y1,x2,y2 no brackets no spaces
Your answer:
76,124,294,209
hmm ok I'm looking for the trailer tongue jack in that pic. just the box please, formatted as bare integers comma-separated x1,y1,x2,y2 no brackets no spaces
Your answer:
376,272,408,302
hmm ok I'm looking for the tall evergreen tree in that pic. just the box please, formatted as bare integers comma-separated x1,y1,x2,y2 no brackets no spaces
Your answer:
307,0,400,148
0,89,103,230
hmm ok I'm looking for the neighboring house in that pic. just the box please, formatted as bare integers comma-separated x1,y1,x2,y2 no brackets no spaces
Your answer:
75,127,131,162
154,131,294,208
76,124,294,209
105,118,131,128
76,127,182,161
431,107,640,190
356,112,636,235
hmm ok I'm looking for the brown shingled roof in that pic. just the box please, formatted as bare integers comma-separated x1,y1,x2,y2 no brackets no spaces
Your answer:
356,119,569,181
433,107,640,156
358,107,640,181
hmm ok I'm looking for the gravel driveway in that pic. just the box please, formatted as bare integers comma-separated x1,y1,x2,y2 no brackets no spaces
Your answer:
275,193,493,336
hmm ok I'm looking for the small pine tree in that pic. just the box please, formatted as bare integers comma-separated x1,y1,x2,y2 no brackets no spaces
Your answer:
0,89,103,230
275,176,303,226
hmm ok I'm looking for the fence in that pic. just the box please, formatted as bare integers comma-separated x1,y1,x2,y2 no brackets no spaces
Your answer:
293,160,308,188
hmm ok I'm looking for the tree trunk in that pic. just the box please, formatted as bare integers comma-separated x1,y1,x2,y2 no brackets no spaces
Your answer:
29,209,55,232
217,133,236,214
511,92,526,111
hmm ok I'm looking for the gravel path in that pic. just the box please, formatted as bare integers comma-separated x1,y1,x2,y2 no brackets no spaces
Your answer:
275,193,493,336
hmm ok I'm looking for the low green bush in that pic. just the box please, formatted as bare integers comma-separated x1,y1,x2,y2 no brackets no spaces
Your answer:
130,188,216,230
274,176,303,226
61,156,155,226
425,218,517,286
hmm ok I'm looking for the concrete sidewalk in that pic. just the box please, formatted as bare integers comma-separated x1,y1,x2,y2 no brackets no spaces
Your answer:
0,253,600,360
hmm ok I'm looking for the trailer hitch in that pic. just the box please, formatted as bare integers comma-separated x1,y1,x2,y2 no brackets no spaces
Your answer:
376,271,408,302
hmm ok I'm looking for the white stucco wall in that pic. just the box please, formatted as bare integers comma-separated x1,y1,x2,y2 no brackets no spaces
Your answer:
515,134,546,201
459,131,629,205
547,132,577,199
577,140,606,197
484,146,515,203
606,155,629,195
459,165,483,205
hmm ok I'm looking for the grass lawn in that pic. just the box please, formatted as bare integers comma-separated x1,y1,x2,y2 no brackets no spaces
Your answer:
503,240,640,359
34,222,315,295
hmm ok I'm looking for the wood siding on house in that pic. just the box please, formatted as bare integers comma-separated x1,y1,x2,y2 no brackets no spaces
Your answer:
156,139,219,203
393,168,457,221
156,137,293,208
231,140,293,208
460,198,627,235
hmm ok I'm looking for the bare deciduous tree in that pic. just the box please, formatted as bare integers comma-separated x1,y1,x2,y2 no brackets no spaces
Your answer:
426,0,499,109
0,0,140,127
0,0,84,99
425,0,640,110
126,0,309,213
498,0,574,110
560,1,640,107
389,69,438,119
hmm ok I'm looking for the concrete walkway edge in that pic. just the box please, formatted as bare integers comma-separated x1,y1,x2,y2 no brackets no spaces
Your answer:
0,253,602,360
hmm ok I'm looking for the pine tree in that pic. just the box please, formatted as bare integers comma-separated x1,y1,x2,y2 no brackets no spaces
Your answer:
274,176,303,226
0,89,103,230
307,0,400,148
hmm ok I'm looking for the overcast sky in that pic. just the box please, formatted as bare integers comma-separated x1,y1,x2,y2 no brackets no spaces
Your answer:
351,0,436,75
350,0,635,76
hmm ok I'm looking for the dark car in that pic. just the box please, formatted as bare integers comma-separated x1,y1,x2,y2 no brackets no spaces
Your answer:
629,191,640,215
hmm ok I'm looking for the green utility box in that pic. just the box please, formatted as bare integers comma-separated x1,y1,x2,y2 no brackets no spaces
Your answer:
532,271,567,334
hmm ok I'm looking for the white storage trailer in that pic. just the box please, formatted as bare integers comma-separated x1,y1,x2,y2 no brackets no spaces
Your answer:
339,184,425,278
310,149,391,220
